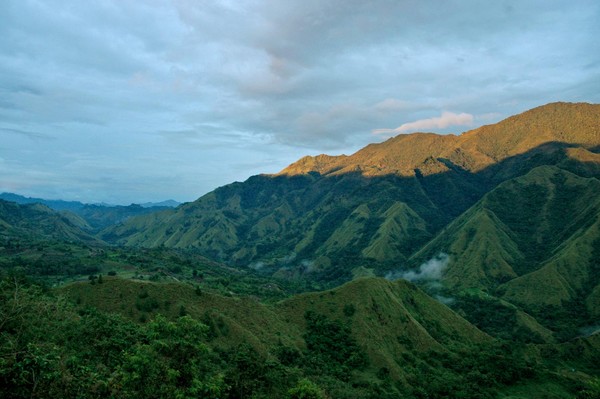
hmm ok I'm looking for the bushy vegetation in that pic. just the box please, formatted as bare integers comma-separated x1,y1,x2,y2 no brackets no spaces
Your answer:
302,310,367,380
0,235,312,301
2,275,598,398
0,276,396,398
402,343,536,399
0,276,284,398
451,294,545,343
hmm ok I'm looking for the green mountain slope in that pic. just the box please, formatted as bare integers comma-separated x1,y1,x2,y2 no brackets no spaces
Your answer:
414,166,600,289
101,102,600,288
101,172,457,283
410,165,600,340
498,214,600,308
361,202,431,262
75,203,174,231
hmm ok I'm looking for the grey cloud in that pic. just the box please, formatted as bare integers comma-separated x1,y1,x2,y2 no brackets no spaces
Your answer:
1,0,598,203
211,1,598,146
374,111,475,135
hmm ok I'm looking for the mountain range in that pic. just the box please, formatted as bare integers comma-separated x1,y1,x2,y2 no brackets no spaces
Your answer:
2,101,600,398
0,192,180,231
101,102,600,285
96,102,600,341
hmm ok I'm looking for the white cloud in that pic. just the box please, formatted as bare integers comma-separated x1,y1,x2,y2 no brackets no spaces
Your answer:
373,111,474,135
385,253,450,282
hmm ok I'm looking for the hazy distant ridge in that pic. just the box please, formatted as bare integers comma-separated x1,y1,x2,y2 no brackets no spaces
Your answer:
0,193,180,231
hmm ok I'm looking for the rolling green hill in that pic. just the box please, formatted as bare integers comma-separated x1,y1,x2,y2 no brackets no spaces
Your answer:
57,276,538,397
61,276,489,359
0,275,590,398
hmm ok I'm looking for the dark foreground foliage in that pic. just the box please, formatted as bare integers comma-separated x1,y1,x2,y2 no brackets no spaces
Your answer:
0,276,364,398
0,276,224,398
0,276,597,399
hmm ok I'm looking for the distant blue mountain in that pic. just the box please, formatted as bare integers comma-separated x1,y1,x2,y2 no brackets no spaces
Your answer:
0,192,85,211
0,193,180,231
139,200,180,208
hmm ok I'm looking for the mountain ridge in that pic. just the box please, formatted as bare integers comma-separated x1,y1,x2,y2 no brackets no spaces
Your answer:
278,102,599,178
94,101,600,344
101,102,600,286
0,193,180,231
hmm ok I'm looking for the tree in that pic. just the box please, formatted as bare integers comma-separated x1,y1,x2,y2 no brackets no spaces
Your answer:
578,378,600,399
116,316,225,398
303,310,366,379
225,343,266,399
287,379,325,399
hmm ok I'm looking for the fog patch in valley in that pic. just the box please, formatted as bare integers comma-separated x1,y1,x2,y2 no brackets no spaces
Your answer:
385,253,450,282
385,253,453,304
248,261,265,271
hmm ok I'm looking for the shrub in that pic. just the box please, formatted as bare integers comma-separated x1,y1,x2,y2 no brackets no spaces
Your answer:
343,303,356,317
303,310,367,379
287,379,325,399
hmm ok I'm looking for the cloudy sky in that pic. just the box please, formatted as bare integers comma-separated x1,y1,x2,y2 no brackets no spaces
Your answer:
1,0,599,204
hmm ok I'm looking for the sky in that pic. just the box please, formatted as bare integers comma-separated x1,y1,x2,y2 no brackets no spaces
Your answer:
1,0,599,204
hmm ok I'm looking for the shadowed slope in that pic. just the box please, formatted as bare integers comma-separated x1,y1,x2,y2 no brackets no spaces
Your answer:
408,165,600,340
413,166,600,290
